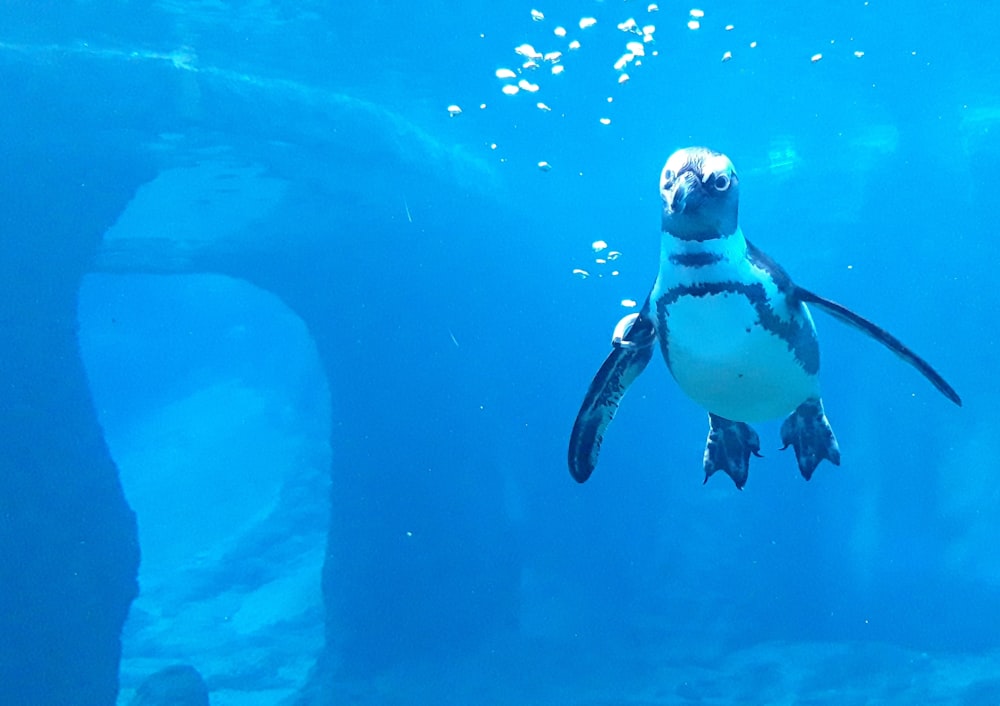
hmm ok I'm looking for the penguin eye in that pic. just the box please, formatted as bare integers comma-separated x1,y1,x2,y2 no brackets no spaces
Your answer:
661,170,675,189
706,172,732,192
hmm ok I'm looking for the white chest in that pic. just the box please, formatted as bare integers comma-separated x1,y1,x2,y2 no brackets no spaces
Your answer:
660,291,818,421
650,233,819,422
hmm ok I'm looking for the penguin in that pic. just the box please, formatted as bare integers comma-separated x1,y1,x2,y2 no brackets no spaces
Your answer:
568,146,961,489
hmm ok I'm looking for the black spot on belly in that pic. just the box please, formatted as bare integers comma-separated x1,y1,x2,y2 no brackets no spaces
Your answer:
656,281,820,374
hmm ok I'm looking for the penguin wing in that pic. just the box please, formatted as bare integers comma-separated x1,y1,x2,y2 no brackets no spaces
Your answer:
794,287,961,406
568,307,656,482
746,237,961,406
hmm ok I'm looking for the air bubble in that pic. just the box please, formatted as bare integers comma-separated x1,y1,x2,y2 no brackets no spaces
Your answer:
515,43,542,59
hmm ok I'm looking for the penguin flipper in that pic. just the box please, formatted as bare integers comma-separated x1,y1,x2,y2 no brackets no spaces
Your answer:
780,397,841,480
704,414,762,489
796,288,961,406
568,311,656,483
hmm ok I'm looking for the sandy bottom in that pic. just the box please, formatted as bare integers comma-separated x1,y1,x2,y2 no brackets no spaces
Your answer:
300,636,1000,706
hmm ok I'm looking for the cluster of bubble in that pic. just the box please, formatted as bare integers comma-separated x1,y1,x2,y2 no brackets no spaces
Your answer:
445,4,873,123
573,240,636,307
490,7,661,114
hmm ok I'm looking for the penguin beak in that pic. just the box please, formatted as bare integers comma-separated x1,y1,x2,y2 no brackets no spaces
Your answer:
666,170,705,215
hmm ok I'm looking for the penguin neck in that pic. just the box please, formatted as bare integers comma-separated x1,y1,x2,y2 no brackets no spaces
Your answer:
660,227,748,267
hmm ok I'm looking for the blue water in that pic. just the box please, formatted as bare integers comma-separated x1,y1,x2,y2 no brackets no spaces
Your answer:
2,1,998,704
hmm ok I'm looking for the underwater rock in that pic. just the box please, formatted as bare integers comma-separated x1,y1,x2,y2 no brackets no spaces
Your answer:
129,665,209,706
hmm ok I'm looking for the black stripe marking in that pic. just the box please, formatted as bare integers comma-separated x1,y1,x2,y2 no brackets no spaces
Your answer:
655,280,820,375
668,251,724,267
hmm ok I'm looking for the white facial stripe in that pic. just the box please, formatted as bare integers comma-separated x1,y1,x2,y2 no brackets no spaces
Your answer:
701,153,734,179
664,151,690,176
662,149,735,186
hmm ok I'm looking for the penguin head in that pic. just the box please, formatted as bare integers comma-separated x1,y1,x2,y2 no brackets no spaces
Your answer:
660,147,740,240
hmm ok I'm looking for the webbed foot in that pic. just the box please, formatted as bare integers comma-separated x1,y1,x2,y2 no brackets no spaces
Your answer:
780,397,841,480
704,414,762,489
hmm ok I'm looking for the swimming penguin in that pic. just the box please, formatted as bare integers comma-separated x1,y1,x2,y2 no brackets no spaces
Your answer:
568,146,961,489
